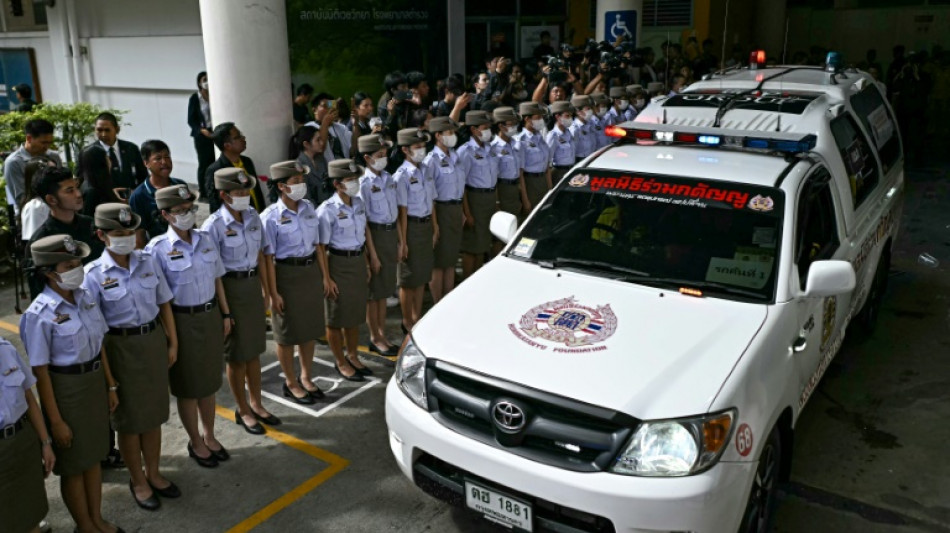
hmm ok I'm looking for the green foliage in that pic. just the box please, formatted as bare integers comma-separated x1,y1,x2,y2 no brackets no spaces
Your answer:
0,103,128,165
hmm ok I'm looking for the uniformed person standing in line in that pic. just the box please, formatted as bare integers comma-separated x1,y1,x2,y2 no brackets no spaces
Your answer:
202,169,279,435
626,84,645,119
0,338,56,533
145,185,231,469
84,203,180,510
491,107,526,222
457,110,499,280
605,86,631,128
545,101,577,188
423,116,465,303
318,160,378,381
515,102,552,213
569,94,595,164
20,234,123,533
356,135,401,357
261,161,329,404
393,128,436,332
590,92,612,149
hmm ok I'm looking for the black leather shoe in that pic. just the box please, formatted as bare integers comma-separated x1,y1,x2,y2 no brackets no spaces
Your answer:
282,383,315,405
252,410,282,426
129,479,160,511
347,357,374,376
148,479,181,499
299,377,325,399
186,443,218,468
383,345,400,357
335,362,366,382
235,409,265,435
207,444,229,462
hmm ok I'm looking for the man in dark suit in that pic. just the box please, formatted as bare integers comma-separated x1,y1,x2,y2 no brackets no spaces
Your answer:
205,122,267,213
86,112,148,194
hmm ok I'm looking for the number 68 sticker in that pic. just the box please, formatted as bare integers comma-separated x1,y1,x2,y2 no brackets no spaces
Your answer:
735,423,753,457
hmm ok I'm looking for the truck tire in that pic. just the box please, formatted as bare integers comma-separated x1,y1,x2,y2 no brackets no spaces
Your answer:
737,425,782,533
852,250,890,338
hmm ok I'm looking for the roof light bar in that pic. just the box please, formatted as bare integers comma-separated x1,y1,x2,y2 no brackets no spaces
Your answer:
749,50,766,70
604,125,627,138
610,124,817,154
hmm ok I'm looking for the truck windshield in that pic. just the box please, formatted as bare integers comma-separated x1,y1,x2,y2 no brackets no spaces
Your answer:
511,170,785,302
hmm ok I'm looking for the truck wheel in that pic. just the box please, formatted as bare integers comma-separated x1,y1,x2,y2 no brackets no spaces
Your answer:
853,251,890,337
737,426,781,533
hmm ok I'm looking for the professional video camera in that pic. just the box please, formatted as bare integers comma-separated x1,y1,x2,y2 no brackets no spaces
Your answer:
545,55,569,85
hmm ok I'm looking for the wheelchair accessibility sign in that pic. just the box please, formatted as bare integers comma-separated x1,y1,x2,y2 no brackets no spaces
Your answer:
606,10,637,42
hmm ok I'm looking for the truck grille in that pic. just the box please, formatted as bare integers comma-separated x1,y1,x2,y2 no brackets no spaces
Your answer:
424,360,638,472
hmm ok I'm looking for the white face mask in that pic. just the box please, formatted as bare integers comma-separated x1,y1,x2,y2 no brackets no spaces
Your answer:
441,134,457,148
343,180,360,197
531,119,545,131
56,266,85,291
478,129,492,143
635,98,646,109
369,157,387,172
285,183,308,202
106,234,136,256
200,81,209,90
558,116,574,129
172,212,196,231
228,194,251,211
578,109,590,121
597,106,609,117
505,125,519,136
410,147,426,163
618,99,630,110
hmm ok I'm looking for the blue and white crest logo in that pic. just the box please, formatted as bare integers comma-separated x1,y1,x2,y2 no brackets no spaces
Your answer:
510,296,617,353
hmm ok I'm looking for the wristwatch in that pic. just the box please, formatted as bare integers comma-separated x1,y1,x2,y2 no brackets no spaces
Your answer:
42,437,52,446
108,383,119,392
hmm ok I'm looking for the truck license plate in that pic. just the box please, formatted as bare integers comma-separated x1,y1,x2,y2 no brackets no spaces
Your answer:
465,481,533,532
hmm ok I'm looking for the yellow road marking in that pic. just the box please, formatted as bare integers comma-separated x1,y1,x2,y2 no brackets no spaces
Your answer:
215,405,349,532
0,320,20,334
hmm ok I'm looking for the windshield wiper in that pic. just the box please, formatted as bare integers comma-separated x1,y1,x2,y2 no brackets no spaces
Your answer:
540,257,650,278
620,276,767,300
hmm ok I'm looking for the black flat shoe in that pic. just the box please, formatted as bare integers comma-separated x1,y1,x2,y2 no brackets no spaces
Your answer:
347,356,374,376
206,444,229,462
282,383,315,405
299,377,325,399
129,479,160,511
383,344,400,357
334,362,366,382
252,410,282,426
148,479,181,499
235,409,265,435
186,442,218,468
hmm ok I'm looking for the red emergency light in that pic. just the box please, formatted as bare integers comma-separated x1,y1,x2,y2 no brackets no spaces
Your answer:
749,50,766,70
604,125,627,138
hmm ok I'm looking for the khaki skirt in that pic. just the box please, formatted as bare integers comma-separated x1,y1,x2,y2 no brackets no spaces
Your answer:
399,219,434,288
326,254,369,328
368,226,398,300
222,275,267,362
524,173,549,211
272,261,325,345
105,324,170,434
434,203,463,269
0,418,48,533
47,368,109,476
170,307,224,399
497,181,523,219
461,190,497,255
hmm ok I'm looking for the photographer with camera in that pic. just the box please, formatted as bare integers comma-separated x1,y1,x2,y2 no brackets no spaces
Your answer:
531,56,573,109
431,77,474,125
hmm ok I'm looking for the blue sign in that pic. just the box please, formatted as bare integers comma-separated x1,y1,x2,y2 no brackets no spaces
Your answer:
605,10,637,45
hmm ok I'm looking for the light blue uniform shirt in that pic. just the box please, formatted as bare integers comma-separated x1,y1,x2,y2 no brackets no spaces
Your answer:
516,130,551,174
260,198,325,259
20,286,108,367
145,229,225,306
590,113,610,149
358,169,398,225
423,146,465,201
545,126,576,166
83,250,173,328
457,138,499,189
201,205,265,271
491,135,521,181
0,340,36,426
317,194,367,251
569,117,594,158
394,160,435,217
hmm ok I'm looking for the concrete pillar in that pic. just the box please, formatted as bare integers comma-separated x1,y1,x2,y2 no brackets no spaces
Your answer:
447,0,465,76
199,0,293,193
753,0,787,60
596,0,643,47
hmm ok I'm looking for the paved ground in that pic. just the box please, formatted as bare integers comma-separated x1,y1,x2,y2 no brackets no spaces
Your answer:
2,163,948,532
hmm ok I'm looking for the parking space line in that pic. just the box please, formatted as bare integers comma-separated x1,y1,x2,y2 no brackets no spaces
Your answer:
0,319,20,334
260,353,383,419
214,405,349,532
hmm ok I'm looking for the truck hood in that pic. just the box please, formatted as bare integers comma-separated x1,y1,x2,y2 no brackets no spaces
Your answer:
413,258,768,420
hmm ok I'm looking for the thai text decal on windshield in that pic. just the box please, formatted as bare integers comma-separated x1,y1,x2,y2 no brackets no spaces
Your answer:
571,173,754,209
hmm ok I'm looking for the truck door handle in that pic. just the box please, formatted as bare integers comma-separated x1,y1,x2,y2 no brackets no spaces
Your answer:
792,335,808,353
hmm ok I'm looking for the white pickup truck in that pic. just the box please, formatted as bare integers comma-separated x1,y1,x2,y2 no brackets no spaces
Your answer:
386,61,903,533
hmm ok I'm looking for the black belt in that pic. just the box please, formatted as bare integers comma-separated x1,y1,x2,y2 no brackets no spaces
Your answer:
498,178,520,185
223,268,258,279
466,185,496,193
276,253,316,266
368,222,397,231
407,215,431,223
171,298,217,315
108,319,157,337
553,165,572,170
328,247,363,257
435,199,462,205
524,171,544,177
49,356,102,375
0,414,26,439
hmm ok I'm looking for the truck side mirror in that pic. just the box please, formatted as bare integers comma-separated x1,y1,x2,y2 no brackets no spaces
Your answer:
803,260,855,298
490,212,518,244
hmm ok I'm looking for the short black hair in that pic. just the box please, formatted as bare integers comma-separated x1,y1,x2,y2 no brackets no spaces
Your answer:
14,84,32,99
311,92,333,109
297,83,314,97
212,122,237,150
383,71,407,94
196,71,207,89
33,167,75,204
24,119,54,138
95,112,119,128
295,125,319,151
140,139,170,161
540,31,550,39
443,77,463,96
353,91,372,107
407,71,427,89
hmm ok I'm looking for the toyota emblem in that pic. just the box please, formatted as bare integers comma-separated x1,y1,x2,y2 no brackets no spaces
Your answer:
492,401,526,432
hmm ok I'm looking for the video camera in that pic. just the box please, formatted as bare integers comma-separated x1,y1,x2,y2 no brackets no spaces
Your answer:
545,55,569,85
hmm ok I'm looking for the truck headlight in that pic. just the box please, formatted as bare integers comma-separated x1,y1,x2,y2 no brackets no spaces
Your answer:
394,337,427,409
609,410,735,477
